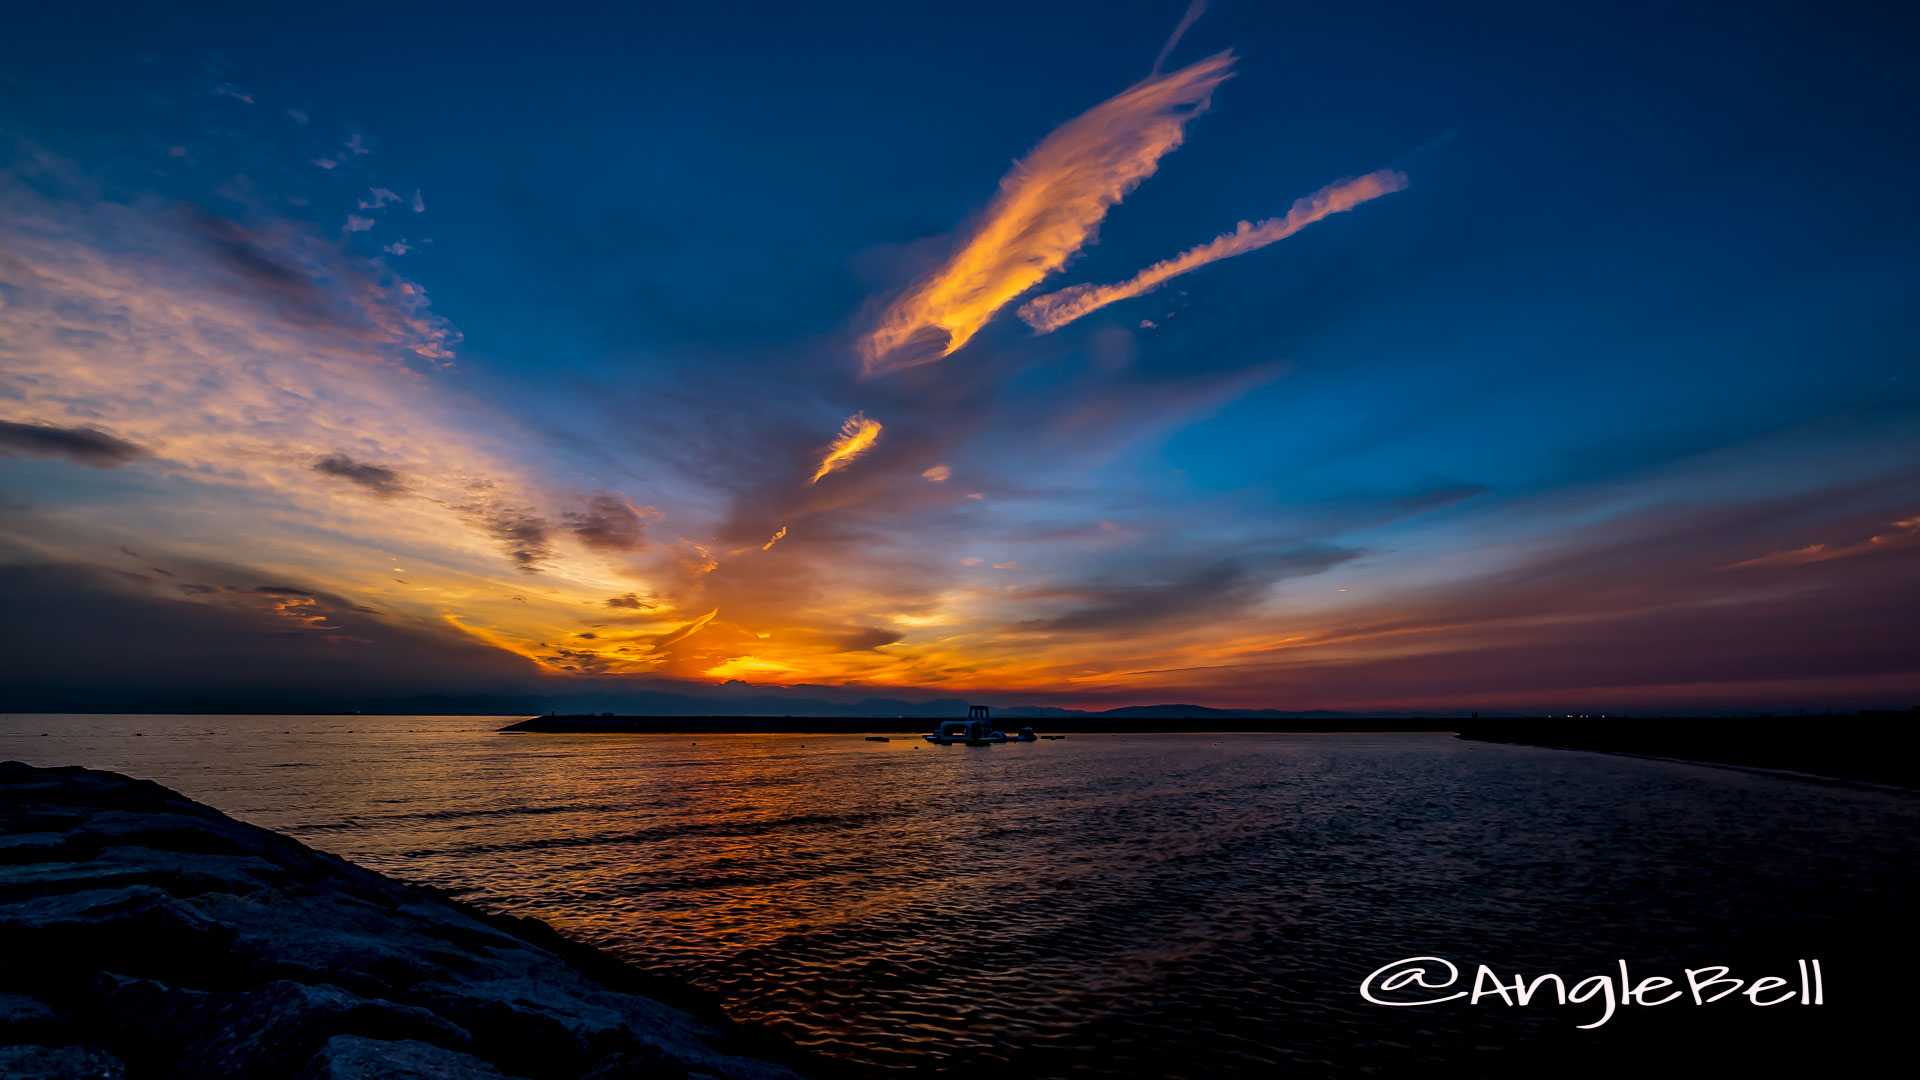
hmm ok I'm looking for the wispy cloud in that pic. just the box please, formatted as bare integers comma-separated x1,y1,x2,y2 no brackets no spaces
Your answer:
1151,0,1208,76
564,493,653,551
651,608,718,652
810,411,883,482
1019,170,1409,333
858,52,1236,376
762,525,788,550
1724,516,1920,568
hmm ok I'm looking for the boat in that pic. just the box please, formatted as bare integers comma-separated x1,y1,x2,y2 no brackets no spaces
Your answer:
922,708,1043,745
923,706,1037,745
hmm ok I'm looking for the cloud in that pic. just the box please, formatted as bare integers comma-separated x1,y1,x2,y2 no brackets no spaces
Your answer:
384,240,411,255
0,419,147,468
0,561,541,711
445,496,552,572
345,215,375,232
312,453,408,497
181,206,459,360
650,608,718,652
858,52,1236,375
1012,548,1359,633
762,525,788,550
564,493,652,551
605,592,653,609
830,627,903,652
922,464,952,483
211,83,254,105
1724,516,1920,569
287,108,310,125
358,187,403,210
810,411,883,482
1018,170,1409,333
411,190,425,213
1151,0,1208,75
343,132,370,156
313,157,338,170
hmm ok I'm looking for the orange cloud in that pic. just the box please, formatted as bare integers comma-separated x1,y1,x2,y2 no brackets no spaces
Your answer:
1724,516,1920,568
762,525,788,550
810,411,883,483
1018,169,1410,333
858,52,1236,376
651,608,718,653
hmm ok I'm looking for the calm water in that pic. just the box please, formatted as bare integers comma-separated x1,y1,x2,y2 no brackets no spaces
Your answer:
4,715,1914,1076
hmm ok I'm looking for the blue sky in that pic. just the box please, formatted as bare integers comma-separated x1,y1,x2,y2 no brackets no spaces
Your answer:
1,1,1916,712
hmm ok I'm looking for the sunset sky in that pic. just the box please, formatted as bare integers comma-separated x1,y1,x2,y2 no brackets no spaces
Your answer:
3,1,1916,714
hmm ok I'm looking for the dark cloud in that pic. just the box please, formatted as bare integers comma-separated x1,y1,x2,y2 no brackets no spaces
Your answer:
0,561,543,712
564,493,649,551
829,627,904,652
178,206,458,361
0,420,147,468
605,593,652,609
313,454,408,497
184,207,350,334
468,506,553,571
1012,547,1360,634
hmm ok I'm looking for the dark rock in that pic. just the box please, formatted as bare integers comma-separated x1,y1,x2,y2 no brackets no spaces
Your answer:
0,992,68,1043
579,1046,690,1080
0,1044,127,1079
90,974,472,1079
294,1035,520,1079
0,761,807,1080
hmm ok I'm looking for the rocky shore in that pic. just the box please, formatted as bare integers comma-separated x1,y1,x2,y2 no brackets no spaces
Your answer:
0,761,808,1080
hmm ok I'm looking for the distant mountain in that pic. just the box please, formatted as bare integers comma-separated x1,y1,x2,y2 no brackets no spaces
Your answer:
994,703,1356,720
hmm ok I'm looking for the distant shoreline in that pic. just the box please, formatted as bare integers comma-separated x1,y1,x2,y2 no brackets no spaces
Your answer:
1456,719,1920,791
496,714,1920,790
498,715,1460,734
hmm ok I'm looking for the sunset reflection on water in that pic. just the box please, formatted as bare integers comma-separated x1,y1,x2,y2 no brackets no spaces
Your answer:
5,716,1915,1076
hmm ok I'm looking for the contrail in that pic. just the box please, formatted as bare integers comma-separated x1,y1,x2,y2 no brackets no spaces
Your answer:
1017,169,1409,334
1151,0,1208,76
810,412,883,482
859,52,1236,377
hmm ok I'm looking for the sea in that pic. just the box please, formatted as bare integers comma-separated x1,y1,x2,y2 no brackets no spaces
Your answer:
4,714,1915,1077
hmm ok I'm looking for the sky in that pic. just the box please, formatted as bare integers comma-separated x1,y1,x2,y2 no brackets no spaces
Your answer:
2,0,1916,715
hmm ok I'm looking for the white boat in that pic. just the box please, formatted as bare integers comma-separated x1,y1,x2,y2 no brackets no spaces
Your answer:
923,717,1006,745
922,706,1038,744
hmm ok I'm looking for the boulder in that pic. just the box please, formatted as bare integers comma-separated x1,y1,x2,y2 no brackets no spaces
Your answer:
294,1035,521,1079
0,1044,127,1079
0,761,808,1080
